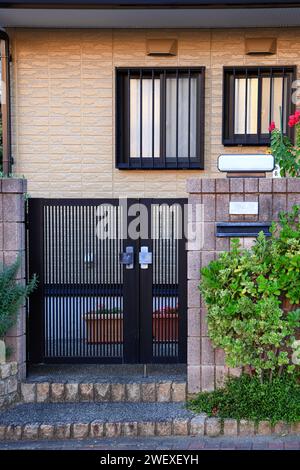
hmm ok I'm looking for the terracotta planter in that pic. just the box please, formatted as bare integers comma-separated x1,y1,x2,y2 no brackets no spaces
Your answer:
152,313,178,342
84,314,123,344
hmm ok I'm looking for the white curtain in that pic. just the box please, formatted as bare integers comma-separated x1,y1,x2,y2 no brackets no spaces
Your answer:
166,77,197,159
261,77,286,133
234,78,258,135
130,78,160,158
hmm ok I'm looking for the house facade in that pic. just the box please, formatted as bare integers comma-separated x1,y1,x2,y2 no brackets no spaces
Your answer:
1,1,300,390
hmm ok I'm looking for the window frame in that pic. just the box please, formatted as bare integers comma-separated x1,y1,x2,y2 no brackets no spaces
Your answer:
116,67,205,170
222,65,296,146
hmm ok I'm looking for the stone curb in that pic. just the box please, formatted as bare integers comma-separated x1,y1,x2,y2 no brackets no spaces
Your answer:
0,415,300,441
20,381,187,404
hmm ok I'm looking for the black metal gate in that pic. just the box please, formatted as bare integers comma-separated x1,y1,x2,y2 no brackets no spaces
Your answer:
27,198,187,364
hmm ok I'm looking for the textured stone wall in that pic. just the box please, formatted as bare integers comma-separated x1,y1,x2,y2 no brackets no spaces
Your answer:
7,27,300,198
0,362,18,411
187,177,300,394
0,179,27,380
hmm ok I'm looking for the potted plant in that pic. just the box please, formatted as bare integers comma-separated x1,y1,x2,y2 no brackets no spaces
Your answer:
0,257,37,363
84,305,123,344
269,111,300,177
152,306,179,342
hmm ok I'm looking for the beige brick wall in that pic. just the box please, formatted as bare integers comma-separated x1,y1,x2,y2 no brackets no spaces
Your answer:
7,27,300,198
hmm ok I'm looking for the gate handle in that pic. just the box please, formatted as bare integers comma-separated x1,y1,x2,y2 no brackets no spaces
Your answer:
139,246,152,270
120,246,134,269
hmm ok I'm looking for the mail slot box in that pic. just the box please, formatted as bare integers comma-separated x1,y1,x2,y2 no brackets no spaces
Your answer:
216,222,272,238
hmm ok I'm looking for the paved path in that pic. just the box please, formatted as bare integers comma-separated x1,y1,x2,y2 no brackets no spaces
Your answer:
0,435,300,450
0,402,192,425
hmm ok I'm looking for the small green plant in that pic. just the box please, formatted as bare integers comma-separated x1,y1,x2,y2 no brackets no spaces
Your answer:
269,111,300,177
94,305,121,316
0,257,37,337
200,206,300,382
188,374,300,425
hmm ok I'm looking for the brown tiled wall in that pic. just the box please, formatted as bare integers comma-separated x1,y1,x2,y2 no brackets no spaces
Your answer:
186,177,300,394
0,179,27,380
7,27,300,197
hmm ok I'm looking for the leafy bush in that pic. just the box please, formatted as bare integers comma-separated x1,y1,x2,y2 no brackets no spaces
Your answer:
0,257,37,337
200,206,300,382
188,374,300,425
270,111,300,177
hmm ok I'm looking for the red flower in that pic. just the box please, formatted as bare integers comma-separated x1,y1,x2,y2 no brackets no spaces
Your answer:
295,110,300,119
268,121,276,132
288,111,300,128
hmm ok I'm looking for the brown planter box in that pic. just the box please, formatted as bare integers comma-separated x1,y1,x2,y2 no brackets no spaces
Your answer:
153,313,178,342
84,314,123,344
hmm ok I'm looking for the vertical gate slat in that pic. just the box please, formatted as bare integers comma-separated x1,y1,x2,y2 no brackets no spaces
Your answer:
27,199,44,363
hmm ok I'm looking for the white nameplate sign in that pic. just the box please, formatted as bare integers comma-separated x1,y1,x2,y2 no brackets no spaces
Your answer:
218,154,274,172
229,202,259,215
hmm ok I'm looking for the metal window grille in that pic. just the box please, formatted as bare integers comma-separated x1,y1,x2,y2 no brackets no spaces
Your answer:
116,67,205,169
223,66,296,146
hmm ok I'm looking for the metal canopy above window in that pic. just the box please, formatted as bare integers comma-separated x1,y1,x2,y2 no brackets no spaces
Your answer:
223,66,296,146
116,67,205,170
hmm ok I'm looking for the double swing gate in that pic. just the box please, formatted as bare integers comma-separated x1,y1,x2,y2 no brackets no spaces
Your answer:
27,199,187,364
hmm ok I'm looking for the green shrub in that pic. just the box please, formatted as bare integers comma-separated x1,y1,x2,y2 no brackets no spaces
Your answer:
200,206,300,382
0,257,37,337
188,374,300,425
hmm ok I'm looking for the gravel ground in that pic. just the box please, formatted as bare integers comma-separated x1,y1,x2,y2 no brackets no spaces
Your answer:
0,402,193,425
26,364,186,383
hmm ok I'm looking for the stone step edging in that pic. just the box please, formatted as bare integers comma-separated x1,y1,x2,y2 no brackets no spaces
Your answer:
20,381,187,403
1,416,300,441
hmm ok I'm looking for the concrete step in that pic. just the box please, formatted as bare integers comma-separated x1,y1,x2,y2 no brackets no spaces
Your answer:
0,402,200,441
20,379,187,404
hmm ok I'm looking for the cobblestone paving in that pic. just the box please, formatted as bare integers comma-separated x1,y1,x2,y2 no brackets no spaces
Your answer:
0,435,300,450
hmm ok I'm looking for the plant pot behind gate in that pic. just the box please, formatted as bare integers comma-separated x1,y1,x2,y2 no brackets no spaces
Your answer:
152,313,178,342
84,313,123,344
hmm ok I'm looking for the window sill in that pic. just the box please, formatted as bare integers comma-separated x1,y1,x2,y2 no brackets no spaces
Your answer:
116,162,204,170
223,139,270,147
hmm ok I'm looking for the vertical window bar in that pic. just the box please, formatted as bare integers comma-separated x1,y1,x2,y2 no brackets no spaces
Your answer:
139,69,143,166
244,68,248,143
257,67,262,140
269,67,273,130
232,68,236,144
188,69,191,164
152,69,155,167
161,70,167,167
281,67,285,133
127,70,131,168
176,69,179,167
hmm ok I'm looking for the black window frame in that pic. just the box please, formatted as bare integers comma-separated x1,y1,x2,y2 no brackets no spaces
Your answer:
222,66,296,146
116,67,205,170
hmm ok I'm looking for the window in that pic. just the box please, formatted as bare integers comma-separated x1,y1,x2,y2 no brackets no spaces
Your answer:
0,32,11,175
223,66,296,146
116,68,205,169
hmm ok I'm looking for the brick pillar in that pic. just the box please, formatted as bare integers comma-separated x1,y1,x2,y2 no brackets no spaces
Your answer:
1,179,27,380
186,177,300,394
